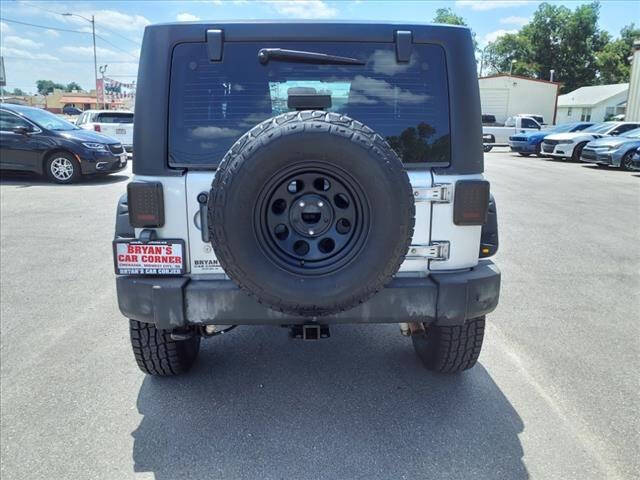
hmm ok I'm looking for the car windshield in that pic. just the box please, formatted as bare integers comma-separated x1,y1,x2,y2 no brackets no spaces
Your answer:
582,123,615,133
622,128,640,138
550,123,588,133
25,108,78,131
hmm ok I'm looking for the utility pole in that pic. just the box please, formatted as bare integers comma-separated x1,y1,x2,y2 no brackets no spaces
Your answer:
62,13,98,104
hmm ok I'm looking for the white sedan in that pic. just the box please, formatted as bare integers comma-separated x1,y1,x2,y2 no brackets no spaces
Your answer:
541,122,640,161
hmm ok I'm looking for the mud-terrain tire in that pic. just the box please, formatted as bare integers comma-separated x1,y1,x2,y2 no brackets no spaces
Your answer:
129,320,200,376
208,110,415,317
411,316,485,373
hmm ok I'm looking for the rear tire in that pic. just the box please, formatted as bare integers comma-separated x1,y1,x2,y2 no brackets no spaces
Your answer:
129,319,200,376
483,145,493,153
411,317,485,373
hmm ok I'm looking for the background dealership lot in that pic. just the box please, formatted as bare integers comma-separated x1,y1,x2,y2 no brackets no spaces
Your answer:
1,149,638,479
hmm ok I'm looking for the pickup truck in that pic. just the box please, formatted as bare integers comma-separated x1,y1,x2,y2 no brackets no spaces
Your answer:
76,110,134,158
483,115,542,150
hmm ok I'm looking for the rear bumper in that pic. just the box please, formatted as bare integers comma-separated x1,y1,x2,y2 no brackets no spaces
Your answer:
116,261,501,330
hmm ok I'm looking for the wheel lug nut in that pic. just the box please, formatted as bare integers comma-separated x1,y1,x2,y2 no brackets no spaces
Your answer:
318,201,324,207
309,230,314,235
299,201,305,208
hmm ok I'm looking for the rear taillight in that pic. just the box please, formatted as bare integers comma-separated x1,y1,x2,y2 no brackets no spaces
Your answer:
93,124,101,132
453,180,490,226
127,182,165,228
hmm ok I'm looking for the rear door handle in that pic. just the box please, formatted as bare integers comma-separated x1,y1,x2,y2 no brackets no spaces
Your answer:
197,192,210,242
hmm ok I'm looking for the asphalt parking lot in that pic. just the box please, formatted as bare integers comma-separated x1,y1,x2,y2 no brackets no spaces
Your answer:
1,149,638,479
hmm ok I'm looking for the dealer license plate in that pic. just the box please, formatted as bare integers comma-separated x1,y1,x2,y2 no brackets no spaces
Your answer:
116,128,126,135
113,239,185,275
120,153,127,166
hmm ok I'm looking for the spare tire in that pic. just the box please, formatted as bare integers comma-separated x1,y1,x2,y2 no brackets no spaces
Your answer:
208,110,415,316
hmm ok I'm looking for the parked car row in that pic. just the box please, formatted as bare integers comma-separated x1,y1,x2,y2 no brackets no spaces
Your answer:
505,121,640,170
0,103,128,183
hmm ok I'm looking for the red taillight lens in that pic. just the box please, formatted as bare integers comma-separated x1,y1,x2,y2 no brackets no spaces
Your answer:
93,124,101,132
453,180,490,226
127,182,165,228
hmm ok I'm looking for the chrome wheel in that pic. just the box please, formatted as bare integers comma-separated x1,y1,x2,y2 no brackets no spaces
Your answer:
50,157,75,181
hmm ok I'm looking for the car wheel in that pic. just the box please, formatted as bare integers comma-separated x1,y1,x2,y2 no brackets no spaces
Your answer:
571,142,588,162
412,316,486,373
129,319,200,376
208,111,415,317
620,150,635,171
483,145,493,153
45,153,81,184
535,144,542,157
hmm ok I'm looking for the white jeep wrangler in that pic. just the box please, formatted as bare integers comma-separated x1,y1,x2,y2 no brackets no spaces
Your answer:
114,21,500,376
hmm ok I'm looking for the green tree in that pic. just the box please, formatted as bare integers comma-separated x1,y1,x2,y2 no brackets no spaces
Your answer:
65,82,83,92
596,23,640,84
484,1,604,92
36,79,66,95
432,8,478,51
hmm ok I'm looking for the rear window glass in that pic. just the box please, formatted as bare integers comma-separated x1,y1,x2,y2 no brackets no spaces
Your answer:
96,113,134,124
169,42,450,167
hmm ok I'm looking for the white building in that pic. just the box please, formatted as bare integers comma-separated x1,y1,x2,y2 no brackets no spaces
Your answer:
555,83,629,124
625,40,640,122
479,74,561,125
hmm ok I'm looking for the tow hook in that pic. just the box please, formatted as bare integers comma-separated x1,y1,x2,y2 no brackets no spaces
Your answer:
289,324,330,340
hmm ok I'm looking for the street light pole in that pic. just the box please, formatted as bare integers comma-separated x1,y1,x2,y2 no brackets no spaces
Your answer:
91,15,98,104
62,13,98,104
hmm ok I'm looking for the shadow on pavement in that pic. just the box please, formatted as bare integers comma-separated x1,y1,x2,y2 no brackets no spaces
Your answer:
132,325,527,480
0,170,128,187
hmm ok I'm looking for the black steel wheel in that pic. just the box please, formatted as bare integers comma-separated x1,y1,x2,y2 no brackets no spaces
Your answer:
208,111,415,316
256,163,369,276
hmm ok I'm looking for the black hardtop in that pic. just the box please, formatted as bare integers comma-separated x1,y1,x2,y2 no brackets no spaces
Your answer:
133,21,483,176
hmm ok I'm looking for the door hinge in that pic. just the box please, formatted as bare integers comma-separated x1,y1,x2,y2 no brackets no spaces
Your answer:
407,242,450,261
413,184,452,203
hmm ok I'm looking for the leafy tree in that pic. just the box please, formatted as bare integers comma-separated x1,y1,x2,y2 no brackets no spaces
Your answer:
65,82,83,92
596,23,640,84
12,88,25,96
432,8,478,51
36,79,66,95
484,1,604,92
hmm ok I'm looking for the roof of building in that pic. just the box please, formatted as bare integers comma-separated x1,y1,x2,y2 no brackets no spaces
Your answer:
557,83,629,108
478,74,560,86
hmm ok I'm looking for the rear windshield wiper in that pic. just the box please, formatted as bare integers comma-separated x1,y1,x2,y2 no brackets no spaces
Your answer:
258,48,365,66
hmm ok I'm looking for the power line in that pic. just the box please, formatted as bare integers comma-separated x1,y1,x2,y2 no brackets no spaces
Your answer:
1,18,89,34
0,57,138,64
95,34,139,60
22,1,142,46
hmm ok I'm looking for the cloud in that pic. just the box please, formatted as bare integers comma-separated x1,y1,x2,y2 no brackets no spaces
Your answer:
456,1,532,11
349,75,429,105
191,126,242,139
43,29,61,37
0,21,12,34
500,16,529,26
482,29,518,45
2,35,43,49
0,46,58,61
176,13,201,22
264,1,338,19
62,9,150,32
61,45,122,60
369,49,416,76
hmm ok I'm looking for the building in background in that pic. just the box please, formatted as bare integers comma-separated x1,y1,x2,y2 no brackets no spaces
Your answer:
478,75,561,125
555,83,629,124
625,40,640,122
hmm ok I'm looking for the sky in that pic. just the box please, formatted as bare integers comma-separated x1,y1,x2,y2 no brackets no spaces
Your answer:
0,0,638,94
